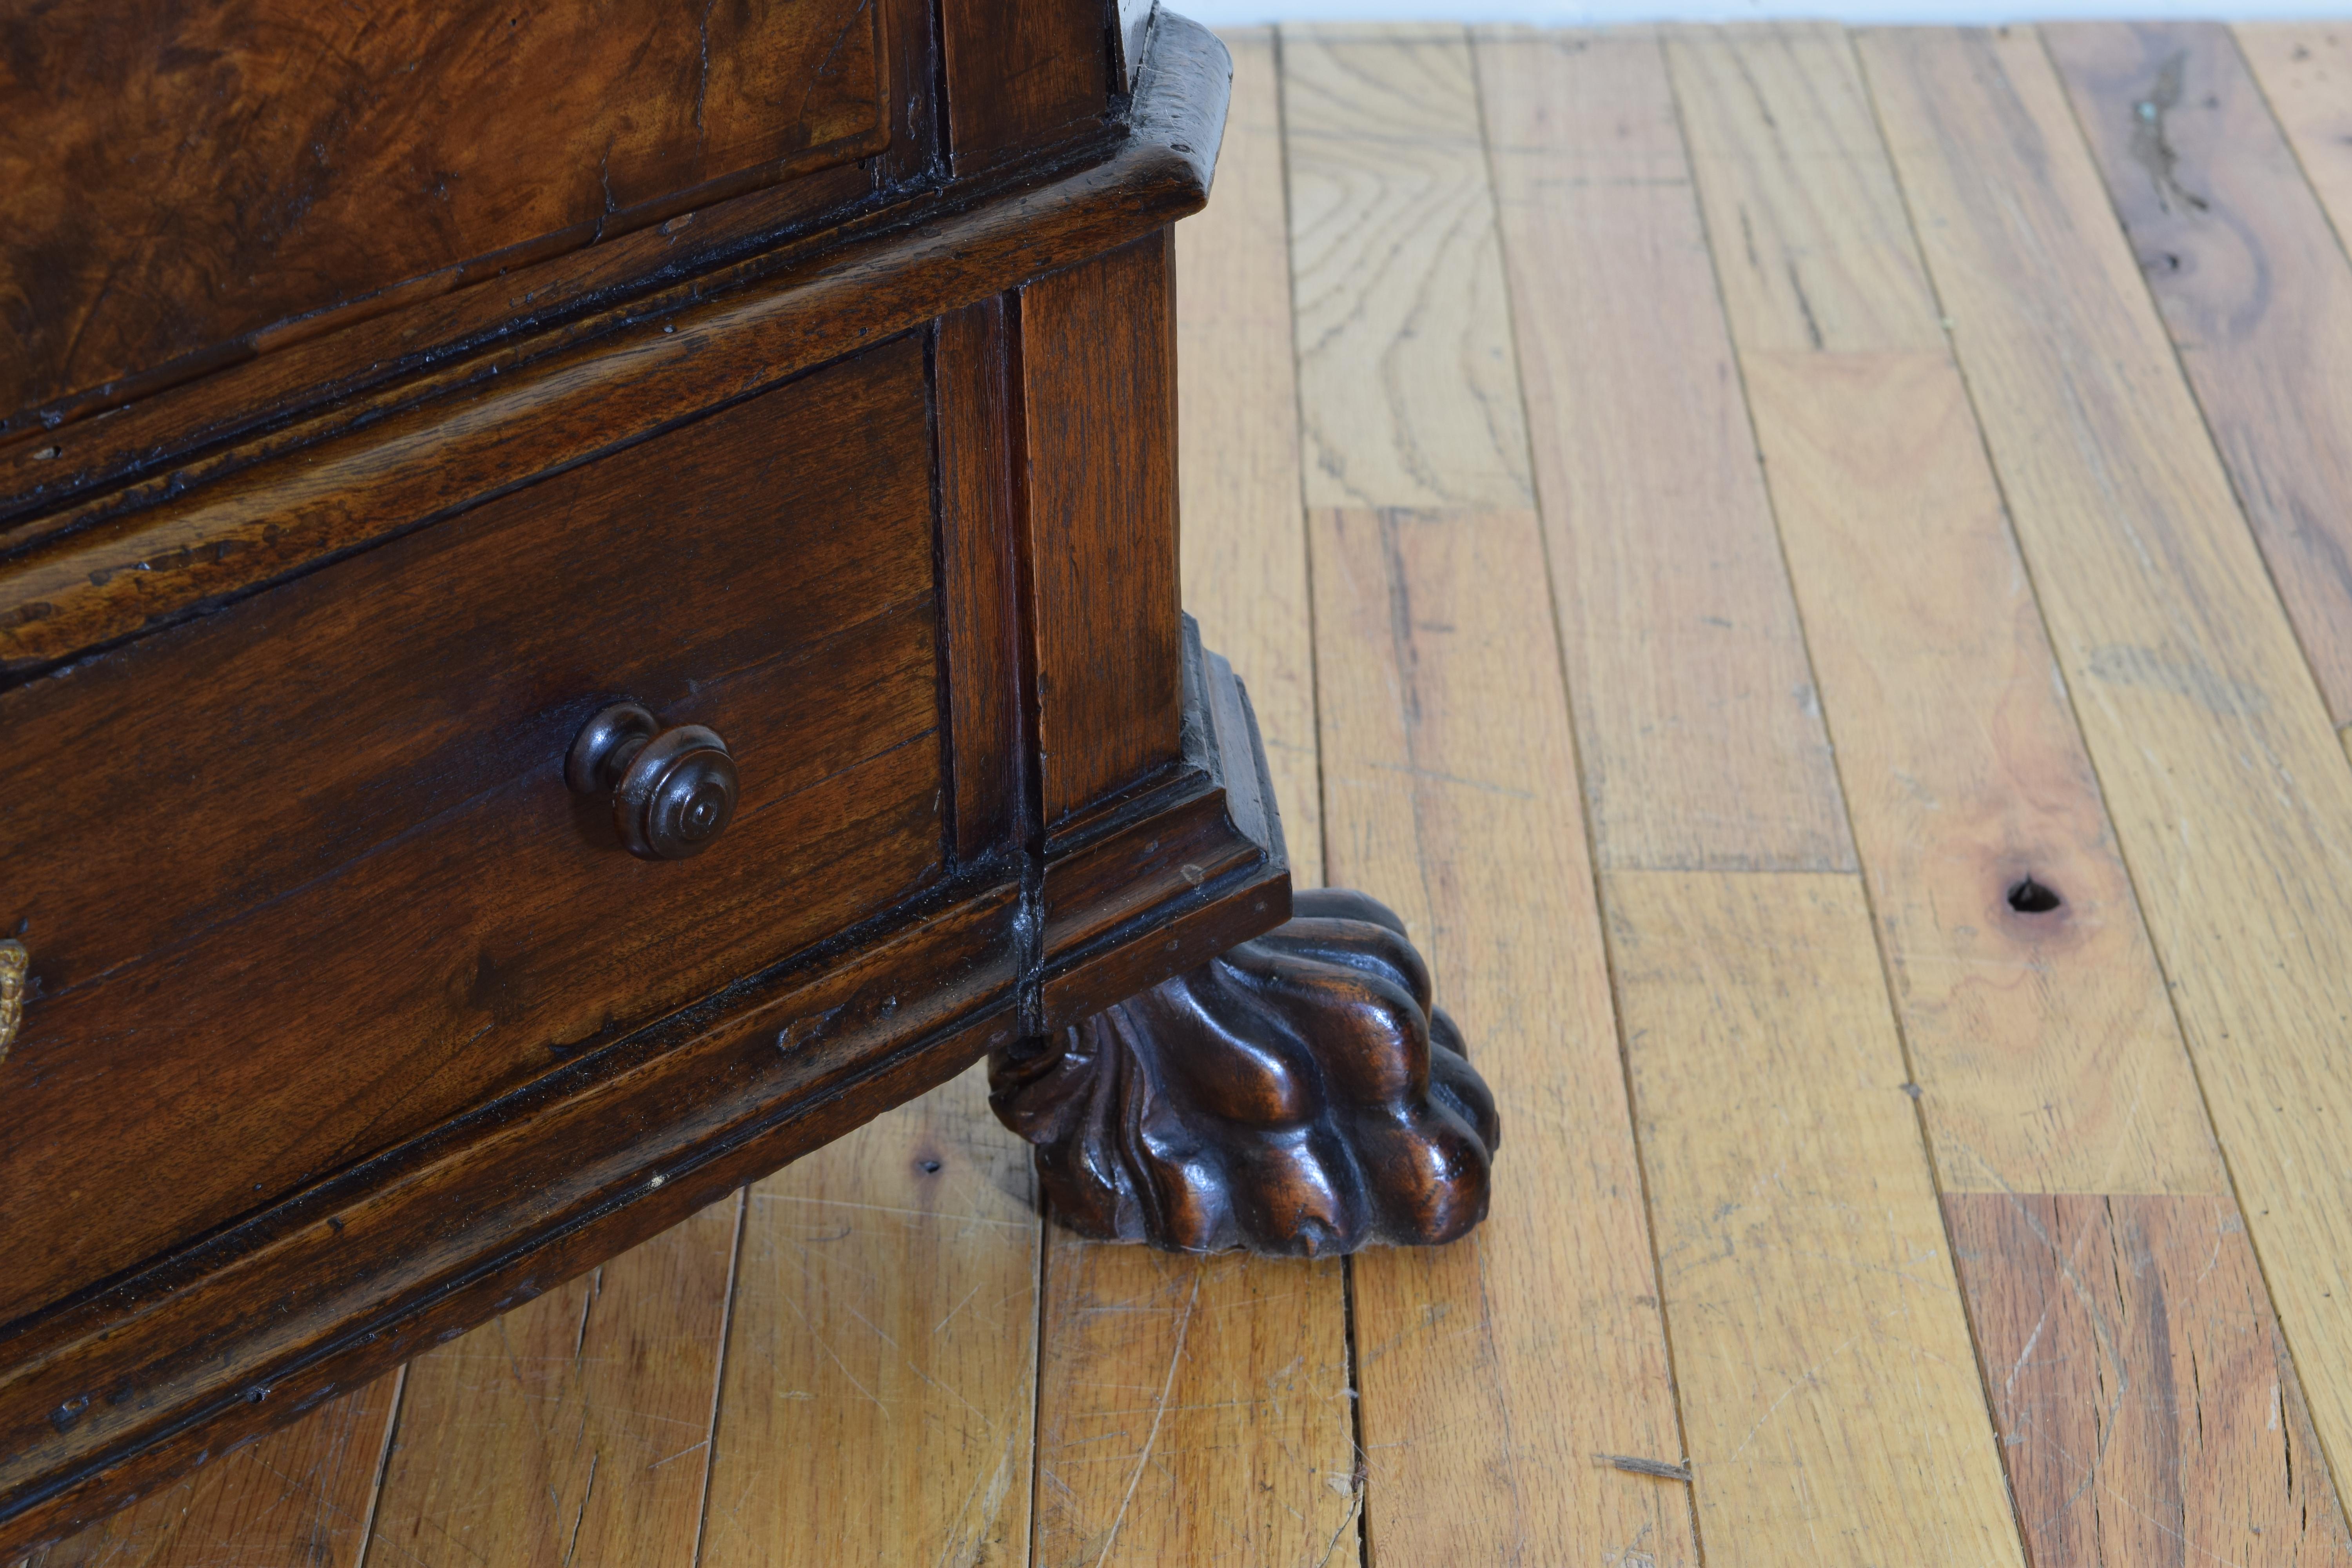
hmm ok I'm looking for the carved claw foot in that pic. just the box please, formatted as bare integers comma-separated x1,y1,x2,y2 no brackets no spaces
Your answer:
988,889,1500,1255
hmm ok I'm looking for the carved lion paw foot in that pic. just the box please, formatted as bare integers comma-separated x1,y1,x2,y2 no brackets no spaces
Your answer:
988,889,1500,1255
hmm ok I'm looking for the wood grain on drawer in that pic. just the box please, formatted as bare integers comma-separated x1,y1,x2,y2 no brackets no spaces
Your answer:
0,0,909,428
0,335,944,1326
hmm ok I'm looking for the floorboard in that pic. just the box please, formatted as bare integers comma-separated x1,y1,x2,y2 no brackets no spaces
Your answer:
2235,25,2352,275
1033,1243,1354,1567
1281,25,1534,511
1946,1192,2352,1565
695,1070,1036,1568
1740,347,2220,1197
1686,27,2352,1561
1285,22,1691,1563
1485,27,2028,1564
2049,22,2352,733
366,1194,739,1568
1313,504,1695,1567
1673,20,2224,1202
1480,26,1854,875
1608,870,2029,1568
1862,18,2352,1538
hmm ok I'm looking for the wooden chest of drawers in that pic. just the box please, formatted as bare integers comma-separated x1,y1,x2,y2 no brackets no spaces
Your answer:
0,3,1499,1551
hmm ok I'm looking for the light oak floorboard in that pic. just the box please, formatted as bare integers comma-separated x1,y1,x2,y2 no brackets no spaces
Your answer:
2050,22,2352,730
1608,869,2028,1568
1478,27,1853,873
1739,347,2219,1198
1280,24,1534,511
1667,23,1942,354
363,1195,739,1568
1742,343,2352,1563
1032,1245,1355,1568
1695,29,2352,1558
697,1070,1035,1568
1946,1192,2352,1564
1481,29,2024,1562
1862,16,2352,1515
1314,506,1694,1568
1671,21,2218,1201
2235,24,2352,282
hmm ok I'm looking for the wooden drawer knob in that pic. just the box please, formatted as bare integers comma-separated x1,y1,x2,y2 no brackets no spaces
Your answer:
565,701,738,861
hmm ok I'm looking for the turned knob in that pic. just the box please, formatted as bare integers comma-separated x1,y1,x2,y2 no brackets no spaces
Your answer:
566,701,738,861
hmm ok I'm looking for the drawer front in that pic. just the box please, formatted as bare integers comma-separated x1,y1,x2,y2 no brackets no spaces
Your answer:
3,0,911,426
0,336,944,1323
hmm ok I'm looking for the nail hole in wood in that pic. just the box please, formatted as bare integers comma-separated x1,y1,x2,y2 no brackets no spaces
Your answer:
2007,877,2062,915
918,1159,942,1175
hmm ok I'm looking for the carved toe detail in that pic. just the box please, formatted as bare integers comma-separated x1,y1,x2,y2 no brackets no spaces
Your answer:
988,889,1500,1255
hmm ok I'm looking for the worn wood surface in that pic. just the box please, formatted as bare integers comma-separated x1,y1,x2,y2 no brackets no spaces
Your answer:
1478,30,2020,1559
1696,27,2352,1560
1033,1224,1355,1567
1744,350,2220,1198
1481,28,1853,873
366,1194,740,1567
1282,25,1534,511
1947,1193,2352,1566
1676,22,2217,1200
1668,25,1942,354
1314,506,1695,1566
2236,25,2352,274
697,1069,1037,1568
1287,25,1686,1563
1610,871,2029,1567
2049,22,2352,730
1864,22,2352,1511
1489,30,2023,1561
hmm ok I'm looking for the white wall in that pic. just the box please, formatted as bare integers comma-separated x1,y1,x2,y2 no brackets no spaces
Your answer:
1181,1,2347,22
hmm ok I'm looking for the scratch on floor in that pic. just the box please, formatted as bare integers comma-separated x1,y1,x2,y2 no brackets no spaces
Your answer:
1729,1328,1864,1460
933,1281,986,1337
560,1450,597,1568
1090,1270,1202,1567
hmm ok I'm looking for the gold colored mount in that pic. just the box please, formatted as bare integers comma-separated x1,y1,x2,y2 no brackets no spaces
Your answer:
0,940,25,1066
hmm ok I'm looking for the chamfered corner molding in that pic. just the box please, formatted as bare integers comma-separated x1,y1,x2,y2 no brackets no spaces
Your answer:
987,888,1500,1255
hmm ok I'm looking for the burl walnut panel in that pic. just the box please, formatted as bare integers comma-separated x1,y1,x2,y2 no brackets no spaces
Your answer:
0,0,915,426
0,335,945,1325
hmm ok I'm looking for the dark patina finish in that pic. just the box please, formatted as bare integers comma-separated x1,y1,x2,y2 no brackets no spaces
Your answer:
0,4,1495,1553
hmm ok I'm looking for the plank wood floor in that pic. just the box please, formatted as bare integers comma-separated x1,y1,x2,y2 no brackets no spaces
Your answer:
26,20,2352,1567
